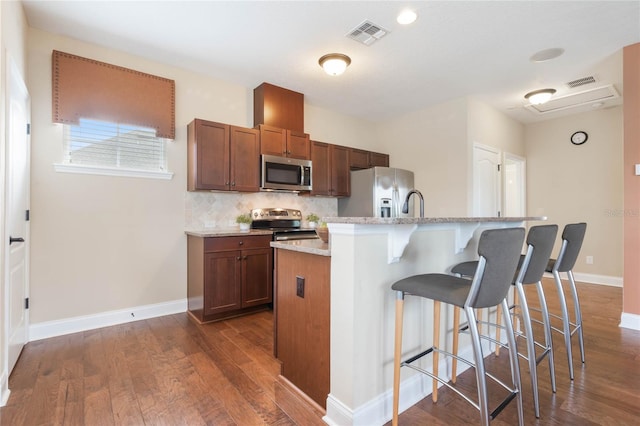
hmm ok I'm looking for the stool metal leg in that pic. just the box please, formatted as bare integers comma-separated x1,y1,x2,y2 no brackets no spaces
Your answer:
553,270,575,379
501,298,525,426
515,281,540,418
464,305,490,425
433,301,441,402
567,270,585,364
392,291,404,426
535,280,556,393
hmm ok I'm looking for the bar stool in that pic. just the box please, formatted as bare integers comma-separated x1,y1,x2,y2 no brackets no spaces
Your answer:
450,225,559,418
545,222,587,380
391,227,525,426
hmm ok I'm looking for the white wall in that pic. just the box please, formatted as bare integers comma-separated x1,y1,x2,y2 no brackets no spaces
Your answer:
526,106,623,279
27,28,377,327
1,0,28,405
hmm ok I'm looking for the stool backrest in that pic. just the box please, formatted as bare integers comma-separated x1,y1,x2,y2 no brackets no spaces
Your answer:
466,227,525,309
518,225,558,284
554,222,587,272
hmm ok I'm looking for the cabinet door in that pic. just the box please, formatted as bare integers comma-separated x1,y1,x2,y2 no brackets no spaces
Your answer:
204,251,242,315
349,148,370,170
188,120,230,190
310,141,330,196
241,247,273,307
286,130,311,160
230,126,260,192
330,145,350,197
259,125,287,157
369,151,389,167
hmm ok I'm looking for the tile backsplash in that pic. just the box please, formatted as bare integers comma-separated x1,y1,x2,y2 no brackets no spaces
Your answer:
185,191,338,229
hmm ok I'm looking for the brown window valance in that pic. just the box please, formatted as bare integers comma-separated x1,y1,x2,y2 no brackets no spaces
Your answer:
52,50,175,139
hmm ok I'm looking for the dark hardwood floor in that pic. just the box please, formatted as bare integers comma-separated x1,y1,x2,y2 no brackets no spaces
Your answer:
1,278,639,425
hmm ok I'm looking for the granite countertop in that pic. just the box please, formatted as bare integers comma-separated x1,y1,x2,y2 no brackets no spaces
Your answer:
322,216,546,225
185,228,274,238
271,239,331,257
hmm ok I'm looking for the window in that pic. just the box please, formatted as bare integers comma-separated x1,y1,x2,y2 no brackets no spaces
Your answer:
55,119,173,179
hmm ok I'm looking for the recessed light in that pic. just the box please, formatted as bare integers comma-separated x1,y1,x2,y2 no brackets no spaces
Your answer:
530,48,565,63
397,10,417,25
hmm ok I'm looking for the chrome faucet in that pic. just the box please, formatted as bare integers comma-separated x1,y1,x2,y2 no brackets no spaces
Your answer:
402,189,424,218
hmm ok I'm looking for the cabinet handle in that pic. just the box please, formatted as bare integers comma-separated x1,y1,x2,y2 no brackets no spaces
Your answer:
239,241,243,245
231,182,236,186
236,256,241,260
243,256,247,260
287,150,291,155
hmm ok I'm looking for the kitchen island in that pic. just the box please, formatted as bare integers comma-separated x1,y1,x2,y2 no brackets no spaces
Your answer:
319,216,544,426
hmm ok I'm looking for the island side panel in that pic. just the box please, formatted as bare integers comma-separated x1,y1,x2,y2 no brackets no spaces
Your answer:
275,248,331,409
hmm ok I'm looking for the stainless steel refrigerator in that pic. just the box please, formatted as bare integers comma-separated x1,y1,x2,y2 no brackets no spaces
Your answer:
338,167,415,217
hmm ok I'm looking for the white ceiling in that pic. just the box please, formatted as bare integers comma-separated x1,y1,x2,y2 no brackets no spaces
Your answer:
21,1,640,124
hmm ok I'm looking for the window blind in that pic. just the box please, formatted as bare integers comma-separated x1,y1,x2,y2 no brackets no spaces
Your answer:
52,50,175,139
64,119,167,172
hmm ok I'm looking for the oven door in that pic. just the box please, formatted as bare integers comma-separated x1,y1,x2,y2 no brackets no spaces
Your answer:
261,155,312,191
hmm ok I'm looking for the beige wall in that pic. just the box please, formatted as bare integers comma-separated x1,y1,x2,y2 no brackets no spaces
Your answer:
375,97,525,217
1,0,28,403
376,98,469,216
28,28,376,325
526,106,623,278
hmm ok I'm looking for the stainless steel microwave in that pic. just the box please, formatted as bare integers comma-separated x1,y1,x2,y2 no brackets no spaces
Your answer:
261,154,312,192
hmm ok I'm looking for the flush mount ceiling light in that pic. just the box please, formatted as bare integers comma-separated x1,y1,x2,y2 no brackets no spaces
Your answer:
397,9,417,25
319,53,351,76
524,88,557,105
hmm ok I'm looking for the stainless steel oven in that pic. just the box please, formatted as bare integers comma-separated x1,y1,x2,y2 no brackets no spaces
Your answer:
250,208,319,240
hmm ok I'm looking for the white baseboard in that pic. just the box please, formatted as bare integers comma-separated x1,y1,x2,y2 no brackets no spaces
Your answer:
323,340,491,426
29,298,187,341
573,272,622,287
620,312,640,330
0,370,10,407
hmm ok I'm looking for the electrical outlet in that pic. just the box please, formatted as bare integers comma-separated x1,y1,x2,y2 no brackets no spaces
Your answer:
586,255,593,265
296,276,305,298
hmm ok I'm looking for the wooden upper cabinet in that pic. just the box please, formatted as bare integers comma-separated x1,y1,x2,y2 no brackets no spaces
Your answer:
311,141,349,197
369,151,390,167
258,124,310,160
229,126,260,192
348,147,390,170
349,148,370,170
311,141,330,196
286,130,310,160
187,119,259,192
254,82,304,133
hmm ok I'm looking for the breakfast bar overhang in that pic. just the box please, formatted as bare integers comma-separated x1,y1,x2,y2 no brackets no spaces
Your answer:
322,216,545,426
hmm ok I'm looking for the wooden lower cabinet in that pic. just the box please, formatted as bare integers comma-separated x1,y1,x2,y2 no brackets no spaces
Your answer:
188,234,273,323
274,248,330,409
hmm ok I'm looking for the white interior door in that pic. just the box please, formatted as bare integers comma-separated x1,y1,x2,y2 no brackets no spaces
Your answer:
5,58,30,373
473,144,501,217
503,153,526,217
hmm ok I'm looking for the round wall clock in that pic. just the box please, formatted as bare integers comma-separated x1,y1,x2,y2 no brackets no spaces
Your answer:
571,131,588,145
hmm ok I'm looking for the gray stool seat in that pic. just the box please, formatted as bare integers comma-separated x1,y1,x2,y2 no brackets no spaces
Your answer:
392,274,471,307
391,227,526,426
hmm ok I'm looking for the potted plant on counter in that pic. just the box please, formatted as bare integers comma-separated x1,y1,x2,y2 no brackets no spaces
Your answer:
236,213,252,231
306,213,320,229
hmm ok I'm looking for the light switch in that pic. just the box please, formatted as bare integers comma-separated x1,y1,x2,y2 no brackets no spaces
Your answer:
636,164,640,176
296,276,305,298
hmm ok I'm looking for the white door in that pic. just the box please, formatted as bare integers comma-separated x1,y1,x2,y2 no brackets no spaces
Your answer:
503,153,526,217
473,144,501,217
5,58,30,373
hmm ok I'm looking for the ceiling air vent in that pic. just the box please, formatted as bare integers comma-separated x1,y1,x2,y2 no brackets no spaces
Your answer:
525,84,620,114
566,76,597,88
347,20,389,46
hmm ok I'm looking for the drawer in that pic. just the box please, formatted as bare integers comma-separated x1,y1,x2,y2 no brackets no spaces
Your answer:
205,235,272,252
